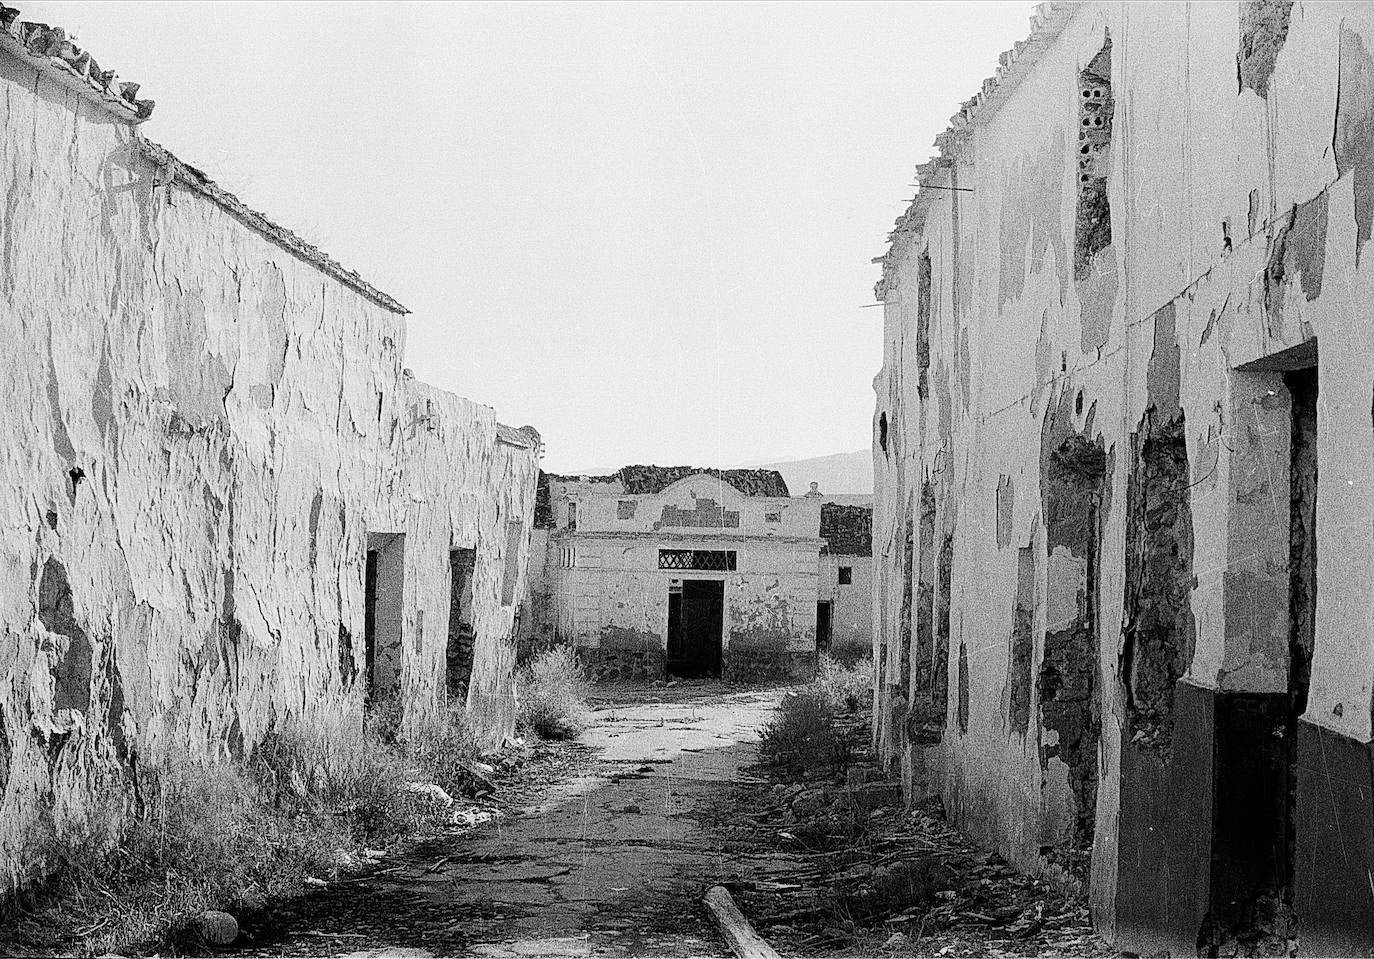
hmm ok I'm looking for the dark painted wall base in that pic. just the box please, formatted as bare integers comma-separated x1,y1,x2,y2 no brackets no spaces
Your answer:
581,647,666,683
1113,678,1214,957
1294,718,1374,957
723,644,815,685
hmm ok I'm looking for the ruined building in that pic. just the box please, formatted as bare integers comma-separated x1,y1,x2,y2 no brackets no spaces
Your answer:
0,8,540,899
818,502,873,657
872,1,1374,953
525,467,827,682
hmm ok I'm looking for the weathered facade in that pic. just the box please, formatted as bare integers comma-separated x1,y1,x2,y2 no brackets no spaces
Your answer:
873,1,1374,953
0,9,540,899
532,468,825,682
818,503,873,657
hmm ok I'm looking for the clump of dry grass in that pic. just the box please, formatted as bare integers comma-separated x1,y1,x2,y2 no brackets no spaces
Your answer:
3,693,489,957
815,652,873,714
517,646,590,740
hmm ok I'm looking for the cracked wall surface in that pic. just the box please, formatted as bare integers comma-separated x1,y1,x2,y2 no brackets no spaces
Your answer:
0,45,540,898
872,3,1374,952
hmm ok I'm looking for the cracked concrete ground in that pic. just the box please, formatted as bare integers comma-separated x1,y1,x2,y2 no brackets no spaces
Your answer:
238,685,784,958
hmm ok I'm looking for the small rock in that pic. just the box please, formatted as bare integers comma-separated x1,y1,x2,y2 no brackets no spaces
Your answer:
884,932,910,948
622,803,642,814
304,876,328,887
195,910,238,946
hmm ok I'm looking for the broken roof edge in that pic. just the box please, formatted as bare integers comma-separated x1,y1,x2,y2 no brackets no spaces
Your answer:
0,6,154,122
496,423,542,450
136,138,409,315
875,1,1081,292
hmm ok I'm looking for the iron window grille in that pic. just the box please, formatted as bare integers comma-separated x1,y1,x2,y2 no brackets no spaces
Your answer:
658,549,737,571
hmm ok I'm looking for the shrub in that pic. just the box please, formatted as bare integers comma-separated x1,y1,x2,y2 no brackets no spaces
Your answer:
518,646,590,740
827,634,872,668
759,688,840,772
815,653,873,714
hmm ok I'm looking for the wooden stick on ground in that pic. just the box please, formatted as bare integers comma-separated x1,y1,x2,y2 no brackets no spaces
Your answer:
704,885,782,959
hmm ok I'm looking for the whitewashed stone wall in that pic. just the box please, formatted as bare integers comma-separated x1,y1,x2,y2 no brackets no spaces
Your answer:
0,32,538,898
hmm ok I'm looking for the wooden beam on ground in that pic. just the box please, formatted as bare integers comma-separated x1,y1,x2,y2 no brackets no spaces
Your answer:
704,885,781,959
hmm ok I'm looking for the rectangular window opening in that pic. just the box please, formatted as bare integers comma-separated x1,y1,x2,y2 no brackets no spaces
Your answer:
658,549,737,571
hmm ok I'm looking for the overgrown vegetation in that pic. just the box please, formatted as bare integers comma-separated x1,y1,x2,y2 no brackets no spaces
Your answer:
1,695,490,957
517,646,591,740
759,652,872,773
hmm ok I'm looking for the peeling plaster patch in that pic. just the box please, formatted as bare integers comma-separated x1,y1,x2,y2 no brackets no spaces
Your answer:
935,355,953,443
1237,0,1294,99
38,558,93,714
1123,314,1197,758
338,625,357,686
917,251,932,401
1078,254,1116,354
1145,303,1182,419
1009,544,1035,734
995,475,1015,549
1336,24,1374,264
1075,39,1113,284
1264,194,1329,334
899,508,916,691
958,329,971,411
934,532,954,720
1038,387,1107,871
0,711,10,798
957,640,970,735
913,485,936,695
1000,132,1068,310
1032,312,1053,417
46,347,75,465
92,344,113,439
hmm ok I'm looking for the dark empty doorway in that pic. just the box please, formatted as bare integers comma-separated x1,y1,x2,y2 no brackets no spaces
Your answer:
667,579,724,678
816,601,833,653
363,532,405,703
447,547,477,704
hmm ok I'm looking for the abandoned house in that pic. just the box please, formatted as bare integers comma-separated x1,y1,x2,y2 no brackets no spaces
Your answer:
525,467,827,682
818,502,873,658
872,1,1374,954
0,6,541,900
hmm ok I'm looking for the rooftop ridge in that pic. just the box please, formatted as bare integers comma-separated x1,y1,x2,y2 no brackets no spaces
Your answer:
136,139,409,315
0,3,409,315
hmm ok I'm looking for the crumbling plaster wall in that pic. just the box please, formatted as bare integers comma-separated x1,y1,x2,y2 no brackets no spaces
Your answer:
873,1,1374,947
396,382,540,747
0,51,539,898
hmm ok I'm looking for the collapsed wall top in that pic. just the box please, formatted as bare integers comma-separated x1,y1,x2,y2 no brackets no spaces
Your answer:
875,1,1080,294
820,503,873,557
0,4,154,120
546,465,791,498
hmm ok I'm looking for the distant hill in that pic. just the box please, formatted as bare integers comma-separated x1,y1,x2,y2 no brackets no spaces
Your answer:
754,449,873,498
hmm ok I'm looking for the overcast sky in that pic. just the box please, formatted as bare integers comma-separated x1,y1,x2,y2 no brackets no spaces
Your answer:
29,2,1032,472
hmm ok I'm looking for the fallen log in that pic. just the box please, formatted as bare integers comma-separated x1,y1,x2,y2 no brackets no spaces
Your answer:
704,885,781,959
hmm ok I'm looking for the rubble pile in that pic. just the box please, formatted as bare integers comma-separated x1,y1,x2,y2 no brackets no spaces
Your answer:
711,701,1112,957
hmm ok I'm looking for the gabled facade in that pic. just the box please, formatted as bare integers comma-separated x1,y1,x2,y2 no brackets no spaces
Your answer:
873,2,1374,953
533,468,825,682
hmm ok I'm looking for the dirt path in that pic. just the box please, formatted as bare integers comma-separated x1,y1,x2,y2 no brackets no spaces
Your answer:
238,686,783,958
